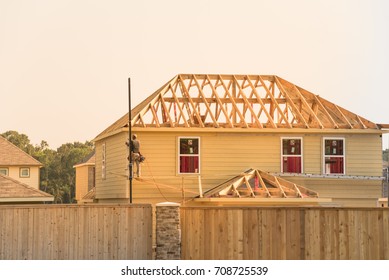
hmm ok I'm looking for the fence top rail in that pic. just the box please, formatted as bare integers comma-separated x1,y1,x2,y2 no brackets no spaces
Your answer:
0,203,152,209
180,205,389,211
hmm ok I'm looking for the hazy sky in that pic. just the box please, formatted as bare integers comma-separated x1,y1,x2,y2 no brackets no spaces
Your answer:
1,0,389,149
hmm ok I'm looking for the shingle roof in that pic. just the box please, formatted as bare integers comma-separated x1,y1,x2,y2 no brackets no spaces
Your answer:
0,174,53,201
0,136,42,166
81,187,96,200
95,74,385,141
73,150,95,167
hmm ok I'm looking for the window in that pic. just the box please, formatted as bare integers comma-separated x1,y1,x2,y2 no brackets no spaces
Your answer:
102,143,106,180
323,138,345,174
19,167,30,178
179,137,200,174
0,168,9,176
281,138,302,173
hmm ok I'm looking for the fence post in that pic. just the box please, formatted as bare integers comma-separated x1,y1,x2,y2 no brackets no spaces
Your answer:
155,202,181,260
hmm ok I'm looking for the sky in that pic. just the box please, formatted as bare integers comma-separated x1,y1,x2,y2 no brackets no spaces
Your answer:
1,0,389,149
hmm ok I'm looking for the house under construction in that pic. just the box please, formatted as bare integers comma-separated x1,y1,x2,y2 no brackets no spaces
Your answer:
90,74,388,207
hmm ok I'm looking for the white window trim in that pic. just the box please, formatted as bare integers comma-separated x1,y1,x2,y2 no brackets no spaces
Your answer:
322,137,346,175
0,167,9,176
280,137,303,173
102,143,106,180
19,167,30,178
178,136,200,175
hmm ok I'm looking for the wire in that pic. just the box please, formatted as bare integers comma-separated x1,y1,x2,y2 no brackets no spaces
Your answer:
143,159,169,202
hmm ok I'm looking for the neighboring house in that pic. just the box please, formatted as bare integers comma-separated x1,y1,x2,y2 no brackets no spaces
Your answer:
73,151,95,203
0,135,53,203
0,135,42,189
92,74,389,207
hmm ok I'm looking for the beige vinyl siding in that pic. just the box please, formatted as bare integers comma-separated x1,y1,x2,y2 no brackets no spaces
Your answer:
346,134,382,176
7,166,40,189
303,135,321,174
95,132,128,200
202,133,280,174
303,134,382,176
283,176,382,207
75,165,88,201
94,130,383,206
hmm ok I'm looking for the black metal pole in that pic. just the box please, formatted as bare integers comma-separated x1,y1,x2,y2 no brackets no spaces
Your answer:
128,77,133,203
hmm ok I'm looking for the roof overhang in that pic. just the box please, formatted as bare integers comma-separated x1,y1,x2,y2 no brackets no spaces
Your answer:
129,127,383,134
73,162,95,168
93,126,383,143
0,197,54,202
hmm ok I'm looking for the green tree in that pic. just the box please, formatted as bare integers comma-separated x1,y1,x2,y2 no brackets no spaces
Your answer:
1,130,35,155
383,149,389,162
48,141,94,203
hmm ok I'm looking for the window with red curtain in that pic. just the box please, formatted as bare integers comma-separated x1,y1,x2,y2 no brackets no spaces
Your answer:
281,138,302,173
324,139,344,174
179,138,199,174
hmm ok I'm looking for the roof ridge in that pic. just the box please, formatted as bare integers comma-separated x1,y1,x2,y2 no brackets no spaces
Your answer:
0,135,42,166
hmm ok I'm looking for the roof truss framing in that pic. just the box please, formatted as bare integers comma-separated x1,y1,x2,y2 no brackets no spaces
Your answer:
130,74,378,129
202,169,319,199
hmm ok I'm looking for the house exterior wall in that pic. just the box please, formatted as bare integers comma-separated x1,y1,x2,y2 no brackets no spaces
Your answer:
4,166,40,189
283,177,381,207
94,129,382,206
95,131,128,201
75,165,88,201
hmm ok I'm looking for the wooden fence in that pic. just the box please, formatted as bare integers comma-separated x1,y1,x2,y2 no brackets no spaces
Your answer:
181,207,389,260
0,204,152,260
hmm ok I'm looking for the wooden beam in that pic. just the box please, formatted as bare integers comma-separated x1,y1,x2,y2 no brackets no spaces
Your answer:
244,176,255,197
294,184,303,198
334,104,353,128
178,77,205,128
312,95,339,128
160,94,174,127
246,76,278,128
258,76,292,128
139,114,146,128
275,76,310,128
193,75,219,127
233,76,263,128
169,83,190,127
162,97,297,104
218,75,249,128
356,114,367,129
206,75,234,128
255,170,271,197
149,104,160,128
292,85,324,128
232,185,241,198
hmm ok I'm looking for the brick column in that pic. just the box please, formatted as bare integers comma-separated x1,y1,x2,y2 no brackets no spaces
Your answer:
155,202,181,260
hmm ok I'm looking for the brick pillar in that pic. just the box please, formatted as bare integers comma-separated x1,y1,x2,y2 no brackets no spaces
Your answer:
156,202,181,260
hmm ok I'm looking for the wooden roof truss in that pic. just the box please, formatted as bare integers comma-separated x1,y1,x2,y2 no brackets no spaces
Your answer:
130,74,378,129
202,169,319,199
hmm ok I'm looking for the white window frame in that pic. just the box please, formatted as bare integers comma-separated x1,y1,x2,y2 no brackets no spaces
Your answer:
178,136,200,175
102,143,106,180
281,137,303,173
323,137,346,175
0,167,9,176
19,167,30,178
